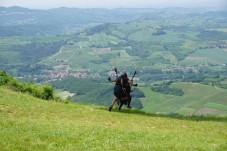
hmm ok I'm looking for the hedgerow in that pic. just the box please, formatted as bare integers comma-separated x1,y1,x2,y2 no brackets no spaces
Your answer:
0,70,53,100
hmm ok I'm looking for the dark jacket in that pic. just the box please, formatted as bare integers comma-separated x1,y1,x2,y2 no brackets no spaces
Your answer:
114,76,129,99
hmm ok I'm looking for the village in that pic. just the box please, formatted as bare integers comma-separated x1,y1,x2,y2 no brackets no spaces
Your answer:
33,64,101,82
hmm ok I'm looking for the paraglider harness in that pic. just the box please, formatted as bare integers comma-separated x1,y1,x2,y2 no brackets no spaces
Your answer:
110,68,138,110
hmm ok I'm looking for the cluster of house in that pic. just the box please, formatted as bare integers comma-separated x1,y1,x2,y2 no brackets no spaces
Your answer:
39,65,100,81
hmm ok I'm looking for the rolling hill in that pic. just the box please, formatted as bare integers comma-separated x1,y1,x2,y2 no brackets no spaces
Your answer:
1,7,227,117
1,7,227,79
0,87,226,150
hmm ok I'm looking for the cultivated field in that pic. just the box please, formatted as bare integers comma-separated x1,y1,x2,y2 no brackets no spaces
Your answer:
140,82,227,116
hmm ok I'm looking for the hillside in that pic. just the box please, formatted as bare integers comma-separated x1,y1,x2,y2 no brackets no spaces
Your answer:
1,7,227,118
141,82,227,115
1,7,227,83
0,87,226,150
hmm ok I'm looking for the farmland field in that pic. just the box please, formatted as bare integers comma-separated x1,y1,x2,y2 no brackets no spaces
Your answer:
183,48,227,65
140,82,227,116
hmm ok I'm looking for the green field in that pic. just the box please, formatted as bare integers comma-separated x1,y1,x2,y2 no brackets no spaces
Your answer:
183,48,227,65
41,33,135,72
140,82,227,116
39,14,227,75
55,90,75,99
0,87,226,151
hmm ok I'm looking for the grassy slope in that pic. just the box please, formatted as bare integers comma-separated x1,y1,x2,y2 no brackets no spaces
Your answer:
140,82,227,116
0,87,226,151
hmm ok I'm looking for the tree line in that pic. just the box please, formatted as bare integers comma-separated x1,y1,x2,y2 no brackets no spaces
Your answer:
151,81,184,96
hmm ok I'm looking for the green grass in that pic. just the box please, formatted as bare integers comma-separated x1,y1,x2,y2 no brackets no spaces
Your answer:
176,108,196,116
148,51,177,64
183,48,227,65
0,87,226,150
205,102,227,111
88,33,124,47
0,36,31,47
140,82,227,116
0,51,21,64
55,90,75,99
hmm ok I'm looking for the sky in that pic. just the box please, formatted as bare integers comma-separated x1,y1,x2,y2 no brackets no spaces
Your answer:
0,0,226,9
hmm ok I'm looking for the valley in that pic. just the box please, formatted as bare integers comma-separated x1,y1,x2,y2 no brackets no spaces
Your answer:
0,7,227,115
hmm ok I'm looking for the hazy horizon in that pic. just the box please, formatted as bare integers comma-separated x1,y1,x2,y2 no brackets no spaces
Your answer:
0,0,226,10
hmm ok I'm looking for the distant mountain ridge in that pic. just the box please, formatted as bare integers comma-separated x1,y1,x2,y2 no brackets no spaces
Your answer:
1,6,224,36
0,6,145,36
